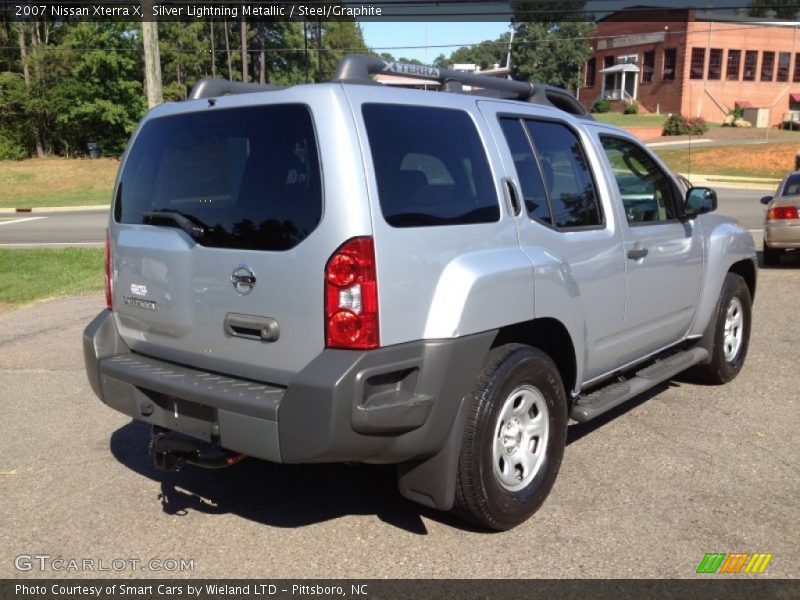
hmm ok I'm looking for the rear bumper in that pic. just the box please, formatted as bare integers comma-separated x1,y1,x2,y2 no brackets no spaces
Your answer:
764,222,800,248
83,310,495,465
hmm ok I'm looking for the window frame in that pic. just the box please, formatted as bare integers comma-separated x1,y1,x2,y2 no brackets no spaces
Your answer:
743,50,758,81
598,133,683,228
726,50,741,81
663,48,677,81
761,51,775,82
707,48,723,80
497,112,606,233
642,51,655,84
690,48,706,80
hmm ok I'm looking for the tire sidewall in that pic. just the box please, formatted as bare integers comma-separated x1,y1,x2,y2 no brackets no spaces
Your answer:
713,275,752,381
476,349,567,528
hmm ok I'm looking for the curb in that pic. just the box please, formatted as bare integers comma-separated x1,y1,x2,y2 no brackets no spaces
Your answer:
0,205,109,214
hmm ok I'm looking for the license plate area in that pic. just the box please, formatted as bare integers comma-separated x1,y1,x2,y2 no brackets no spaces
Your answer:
142,390,216,441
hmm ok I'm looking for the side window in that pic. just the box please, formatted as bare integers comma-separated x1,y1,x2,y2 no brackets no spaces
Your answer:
599,136,677,224
498,118,552,224
524,120,602,228
362,104,499,228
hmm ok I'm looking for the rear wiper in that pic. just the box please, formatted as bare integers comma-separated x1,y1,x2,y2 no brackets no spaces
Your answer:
142,210,207,240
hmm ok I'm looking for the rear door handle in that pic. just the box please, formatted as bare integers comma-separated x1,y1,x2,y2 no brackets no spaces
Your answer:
627,247,649,260
224,313,279,342
503,177,521,217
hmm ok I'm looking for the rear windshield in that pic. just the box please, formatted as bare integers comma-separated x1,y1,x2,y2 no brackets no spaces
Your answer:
115,104,322,251
782,174,800,196
362,104,499,227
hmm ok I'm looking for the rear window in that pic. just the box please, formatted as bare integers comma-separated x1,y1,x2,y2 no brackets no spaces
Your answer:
362,104,499,227
115,104,322,251
782,174,800,196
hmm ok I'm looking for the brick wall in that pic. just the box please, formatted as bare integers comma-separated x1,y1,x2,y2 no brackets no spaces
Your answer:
580,12,800,126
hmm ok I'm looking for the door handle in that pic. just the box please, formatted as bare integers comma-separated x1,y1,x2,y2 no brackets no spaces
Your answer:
627,247,649,260
503,177,521,217
224,313,279,342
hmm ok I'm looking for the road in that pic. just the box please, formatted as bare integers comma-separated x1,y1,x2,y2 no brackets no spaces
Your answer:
0,187,773,248
0,210,108,247
1,260,798,578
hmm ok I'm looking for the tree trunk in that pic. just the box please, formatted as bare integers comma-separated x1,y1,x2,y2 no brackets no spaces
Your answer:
209,21,216,78
141,1,163,108
17,23,44,157
240,16,248,82
259,38,266,84
315,20,322,83
224,19,232,79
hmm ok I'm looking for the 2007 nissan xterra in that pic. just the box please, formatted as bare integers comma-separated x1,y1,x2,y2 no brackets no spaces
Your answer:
84,55,756,530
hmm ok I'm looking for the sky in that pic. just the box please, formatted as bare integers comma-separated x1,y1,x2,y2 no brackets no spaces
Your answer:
360,22,512,64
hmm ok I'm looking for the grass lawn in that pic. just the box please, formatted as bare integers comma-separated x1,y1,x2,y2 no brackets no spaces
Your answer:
0,248,104,308
0,158,117,209
592,113,668,127
655,144,795,179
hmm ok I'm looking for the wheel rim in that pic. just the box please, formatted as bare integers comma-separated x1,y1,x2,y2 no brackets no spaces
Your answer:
723,296,744,362
492,384,549,492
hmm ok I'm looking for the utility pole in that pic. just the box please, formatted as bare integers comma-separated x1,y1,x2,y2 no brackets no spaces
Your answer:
141,0,163,108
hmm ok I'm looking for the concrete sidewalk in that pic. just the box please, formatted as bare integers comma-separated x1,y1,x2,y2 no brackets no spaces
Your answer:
681,173,780,190
0,204,109,214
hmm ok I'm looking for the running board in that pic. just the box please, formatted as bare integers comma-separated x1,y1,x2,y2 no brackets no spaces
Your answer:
570,347,709,423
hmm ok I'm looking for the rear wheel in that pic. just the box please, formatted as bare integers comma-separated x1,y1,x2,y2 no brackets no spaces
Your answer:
762,242,782,266
454,344,567,531
689,273,752,384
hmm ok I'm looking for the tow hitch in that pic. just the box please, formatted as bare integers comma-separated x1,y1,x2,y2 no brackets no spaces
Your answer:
149,426,246,472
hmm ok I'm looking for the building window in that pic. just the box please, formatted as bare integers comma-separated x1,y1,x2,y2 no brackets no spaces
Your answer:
663,48,676,81
726,50,741,80
777,52,790,82
642,51,655,83
761,51,775,81
586,58,596,87
603,55,615,90
743,51,758,81
690,48,706,80
707,49,723,80
795,53,800,82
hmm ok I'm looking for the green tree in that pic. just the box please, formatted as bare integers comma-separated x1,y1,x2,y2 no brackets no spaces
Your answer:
318,21,368,81
748,0,800,18
510,1,595,92
48,23,145,155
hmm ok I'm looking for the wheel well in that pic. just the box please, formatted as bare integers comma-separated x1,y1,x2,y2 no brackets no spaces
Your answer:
729,259,756,300
493,318,577,395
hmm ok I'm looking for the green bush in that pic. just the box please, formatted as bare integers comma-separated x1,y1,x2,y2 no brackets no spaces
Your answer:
0,135,28,160
591,99,611,114
662,114,709,136
623,103,639,115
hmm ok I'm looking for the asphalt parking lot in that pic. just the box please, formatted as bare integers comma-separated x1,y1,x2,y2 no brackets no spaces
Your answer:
1,258,798,579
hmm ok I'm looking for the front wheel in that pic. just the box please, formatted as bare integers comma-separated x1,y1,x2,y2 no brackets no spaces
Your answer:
453,344,567,531
689,273,752,384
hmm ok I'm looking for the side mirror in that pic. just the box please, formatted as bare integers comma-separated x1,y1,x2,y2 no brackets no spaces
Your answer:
760,195,773,205
684,186,717,217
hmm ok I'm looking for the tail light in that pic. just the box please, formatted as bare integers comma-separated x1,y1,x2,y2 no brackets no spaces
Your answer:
325,237,379,350
767,206,799,220
105,230,113,310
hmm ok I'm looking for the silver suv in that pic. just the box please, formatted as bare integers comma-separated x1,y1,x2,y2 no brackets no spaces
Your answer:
84,55,757,530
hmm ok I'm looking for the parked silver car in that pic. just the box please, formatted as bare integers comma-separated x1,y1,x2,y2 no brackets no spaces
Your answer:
84,55,757,530
761,171,800,265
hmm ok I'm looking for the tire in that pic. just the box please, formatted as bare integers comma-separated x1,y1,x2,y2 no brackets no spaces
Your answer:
762,242,781,267
689,273,752,385
453,344,567,531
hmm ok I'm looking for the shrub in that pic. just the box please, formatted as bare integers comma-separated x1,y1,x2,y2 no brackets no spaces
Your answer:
591,98,611,113
623,103,639,115
0,136,28,160
662,114,709,136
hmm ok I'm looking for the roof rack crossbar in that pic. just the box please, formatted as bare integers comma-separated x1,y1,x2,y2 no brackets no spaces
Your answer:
189,78,285,100
333,54,592,119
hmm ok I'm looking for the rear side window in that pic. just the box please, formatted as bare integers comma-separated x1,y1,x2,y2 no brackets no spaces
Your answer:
524,120,602,229
362,104,499,227
498,118,552,224
116,104,321,251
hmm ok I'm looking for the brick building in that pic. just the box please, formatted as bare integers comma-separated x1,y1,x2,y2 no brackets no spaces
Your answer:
580,9,800,126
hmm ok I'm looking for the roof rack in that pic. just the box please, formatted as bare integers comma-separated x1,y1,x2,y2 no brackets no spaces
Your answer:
333,54,593,120
189,78,285,100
